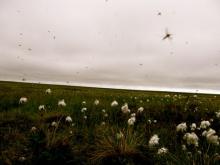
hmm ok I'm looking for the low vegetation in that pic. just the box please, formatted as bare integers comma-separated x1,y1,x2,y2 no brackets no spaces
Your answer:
1,81,220,165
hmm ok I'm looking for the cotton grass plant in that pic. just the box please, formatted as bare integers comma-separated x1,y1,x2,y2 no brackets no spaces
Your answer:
90,126,149,164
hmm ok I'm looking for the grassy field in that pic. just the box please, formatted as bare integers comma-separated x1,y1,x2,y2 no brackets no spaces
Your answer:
1,81,220,165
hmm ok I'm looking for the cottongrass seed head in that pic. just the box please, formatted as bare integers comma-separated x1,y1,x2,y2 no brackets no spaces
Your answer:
38,105,45,111
215,111,220,118
65,116,72,123
182,144,187,151
130,113,136,117
200,120,210,129
128,117,136,126
58,99,66,107
157,147,168,155
19,97,28,104
137,107,144,113
51,121,58,127
176,122,187,132
81,107,87,113
121,103,130,114
94,99,99,105
149,134,159,147
45,88,52,94
183,132,199,147
190,123,197,131
111,100,118,107
202,128,219,145
31,126,37,132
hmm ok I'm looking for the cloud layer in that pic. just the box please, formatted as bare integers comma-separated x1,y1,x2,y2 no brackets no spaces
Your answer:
1,0,220,92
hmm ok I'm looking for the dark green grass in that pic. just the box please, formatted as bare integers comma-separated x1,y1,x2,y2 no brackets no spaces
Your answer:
1,81,220,165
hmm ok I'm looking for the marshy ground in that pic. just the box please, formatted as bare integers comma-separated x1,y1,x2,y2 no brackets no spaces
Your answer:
1,81,220,165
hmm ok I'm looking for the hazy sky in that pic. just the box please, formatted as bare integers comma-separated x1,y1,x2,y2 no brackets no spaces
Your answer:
1,0,220,93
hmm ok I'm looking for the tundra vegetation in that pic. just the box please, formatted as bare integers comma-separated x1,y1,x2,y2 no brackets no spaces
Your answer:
1,81,220,165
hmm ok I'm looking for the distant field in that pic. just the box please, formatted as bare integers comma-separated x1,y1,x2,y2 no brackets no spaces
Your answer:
1,81,220,165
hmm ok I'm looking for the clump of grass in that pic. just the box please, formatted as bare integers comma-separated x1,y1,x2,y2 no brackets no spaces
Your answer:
90,126,153,165
29,118,76,164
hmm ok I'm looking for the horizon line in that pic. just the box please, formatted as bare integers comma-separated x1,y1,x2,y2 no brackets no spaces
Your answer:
1,78,220,95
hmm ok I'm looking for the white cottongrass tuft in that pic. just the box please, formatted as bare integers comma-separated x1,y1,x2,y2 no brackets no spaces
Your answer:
84,115,87,120
148,119,152,124
202,128,219,145
58,99,66,107
51,121,58,127
183,132,199,147
215,111,220,118
111,100,118,107
65,116,72,123
94,99,99,105
82,101,86,105
190,123,197,131
81,107,87,113
149,134,159,147
157,147,168,155
121,103,130,114
128,117,136,126
164,94,170,98
153,120,157,123
182,144,187,151
45,88,52,94
38,105,45,111
19,97,28,104
197,150,202,155
131,113,136,117
200,120,210,129
137,107,144,113
176,122,187,132
31,126,37,132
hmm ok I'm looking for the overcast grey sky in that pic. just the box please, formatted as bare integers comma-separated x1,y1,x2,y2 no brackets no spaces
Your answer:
1,0,220,93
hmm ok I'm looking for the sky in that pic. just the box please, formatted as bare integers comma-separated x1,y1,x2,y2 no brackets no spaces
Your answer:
1,0,220,93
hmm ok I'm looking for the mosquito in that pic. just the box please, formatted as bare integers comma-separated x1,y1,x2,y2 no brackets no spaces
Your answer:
162,28,172,40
